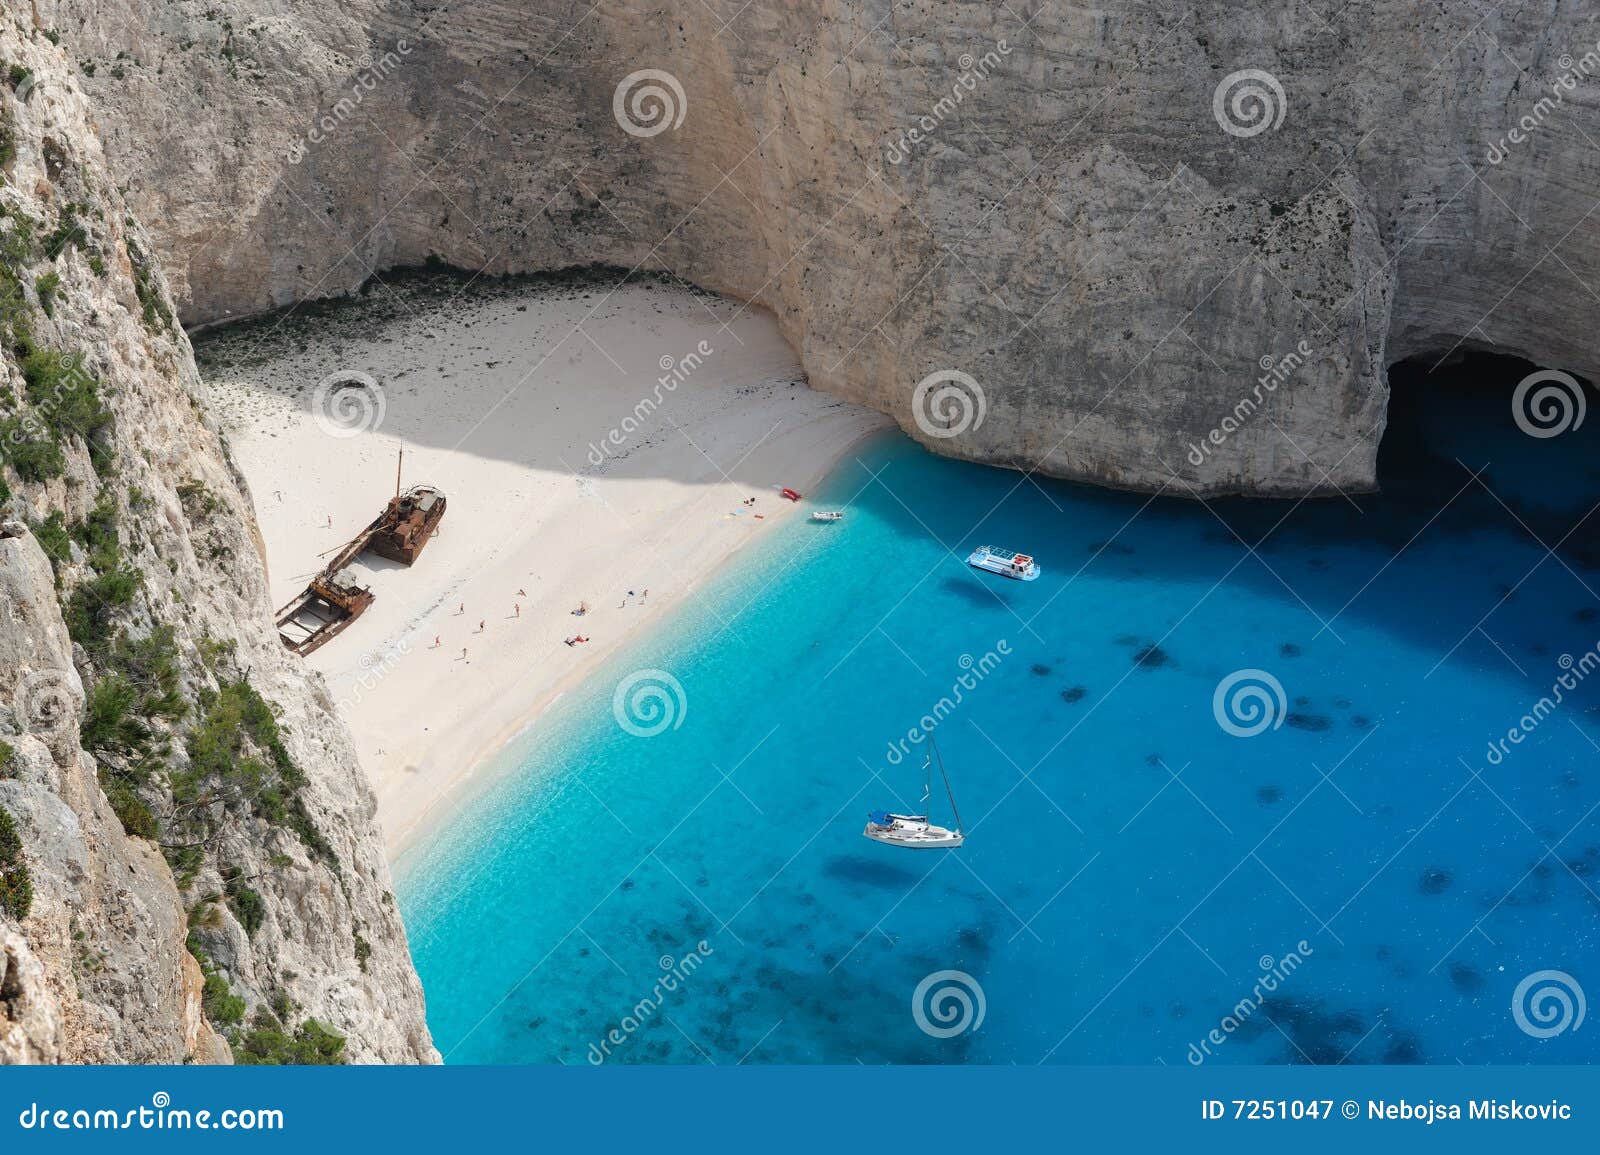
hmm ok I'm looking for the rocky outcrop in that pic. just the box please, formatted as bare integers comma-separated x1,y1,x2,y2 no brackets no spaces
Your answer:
1,20,432,1063
30,0,1600,494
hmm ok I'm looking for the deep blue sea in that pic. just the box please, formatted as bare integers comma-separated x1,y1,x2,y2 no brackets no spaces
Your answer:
396,359,1600,1065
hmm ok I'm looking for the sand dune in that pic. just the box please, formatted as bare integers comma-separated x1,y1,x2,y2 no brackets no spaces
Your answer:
199,273,887,853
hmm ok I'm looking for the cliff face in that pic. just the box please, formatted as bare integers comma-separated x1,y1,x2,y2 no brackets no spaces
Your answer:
1,21,432,1063
34,0,1600,495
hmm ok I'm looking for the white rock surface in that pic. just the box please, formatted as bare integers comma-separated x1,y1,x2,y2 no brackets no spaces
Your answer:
1,21,433,1063
34,0,1600,494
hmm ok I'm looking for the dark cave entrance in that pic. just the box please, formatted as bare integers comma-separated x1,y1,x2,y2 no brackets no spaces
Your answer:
1378,350,1600,552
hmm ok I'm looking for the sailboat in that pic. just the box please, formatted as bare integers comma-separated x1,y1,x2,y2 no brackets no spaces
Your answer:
864,739,965,849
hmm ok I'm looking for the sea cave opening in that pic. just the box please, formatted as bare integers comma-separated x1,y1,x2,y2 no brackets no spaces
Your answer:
1378,349,1600,556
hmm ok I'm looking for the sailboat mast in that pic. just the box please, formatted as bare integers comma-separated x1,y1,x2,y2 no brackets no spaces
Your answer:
933,739,964,832
395,448,404,498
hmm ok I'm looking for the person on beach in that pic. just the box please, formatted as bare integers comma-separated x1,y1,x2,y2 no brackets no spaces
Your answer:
460,647,468,660
573,602,588,616
432,635,440,648
457,602,465,615
518,588,527,596
477,619,485,632
641,589,649,604
514,603,520,618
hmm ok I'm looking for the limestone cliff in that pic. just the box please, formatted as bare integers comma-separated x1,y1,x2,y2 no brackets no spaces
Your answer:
1,20,433,1063
32,0,1600,495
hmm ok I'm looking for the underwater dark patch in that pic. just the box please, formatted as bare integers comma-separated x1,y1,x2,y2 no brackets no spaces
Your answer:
1133,644,1171,669
1419,868,1452,894
1031,663,1052,676
1280,643,1302,657
1449,963,1483,992
1286,712,1333,731
1060,686,1087,703
822,854,925,890
1256,785,1283,805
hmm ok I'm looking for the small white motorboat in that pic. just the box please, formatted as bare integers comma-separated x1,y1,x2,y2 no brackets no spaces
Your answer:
864,739,965,850
811,510,844,522
967,545,1040,581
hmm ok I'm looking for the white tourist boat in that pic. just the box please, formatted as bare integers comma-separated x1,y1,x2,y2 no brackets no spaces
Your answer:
864,740,965,850
811,510,845,522
967,545,1040,581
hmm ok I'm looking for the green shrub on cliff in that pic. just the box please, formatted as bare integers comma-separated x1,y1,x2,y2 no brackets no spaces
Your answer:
176,680,334,865
235,1012,345,1066
125,237,172,335
34,270,59,315
188,937,245,1027
0,804,34,921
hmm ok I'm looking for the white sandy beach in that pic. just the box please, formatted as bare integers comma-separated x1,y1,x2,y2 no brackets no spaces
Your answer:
199,275,888,854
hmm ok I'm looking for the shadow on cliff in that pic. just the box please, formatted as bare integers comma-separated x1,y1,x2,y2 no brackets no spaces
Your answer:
191,262,841,492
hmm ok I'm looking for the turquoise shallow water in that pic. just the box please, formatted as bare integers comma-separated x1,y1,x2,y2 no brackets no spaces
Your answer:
396,362,1600,1064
